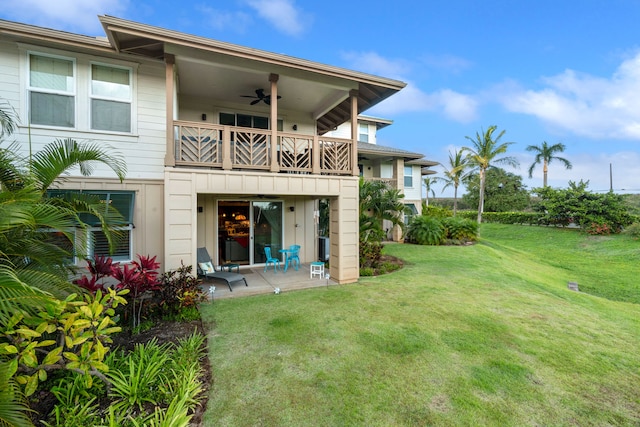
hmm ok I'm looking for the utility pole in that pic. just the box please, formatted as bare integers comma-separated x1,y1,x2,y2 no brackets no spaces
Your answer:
609,163,613,192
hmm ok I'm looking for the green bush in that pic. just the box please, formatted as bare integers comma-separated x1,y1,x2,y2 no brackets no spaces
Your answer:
442,216,478,241
422,205,453,218
533,181,634,232
622,222,640,238
407,216,445,245
360,240,382,269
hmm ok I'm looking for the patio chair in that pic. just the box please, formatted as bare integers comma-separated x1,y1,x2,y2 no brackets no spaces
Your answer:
196,247,247,291
288,244,300,271
263,246,280,272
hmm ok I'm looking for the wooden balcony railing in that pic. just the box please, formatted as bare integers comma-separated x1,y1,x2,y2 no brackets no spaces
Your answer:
173,121,354,175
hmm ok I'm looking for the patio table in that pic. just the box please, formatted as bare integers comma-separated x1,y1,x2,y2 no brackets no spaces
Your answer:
278,248,296,272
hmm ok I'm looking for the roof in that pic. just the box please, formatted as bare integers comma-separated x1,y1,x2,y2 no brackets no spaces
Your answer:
97,16,406,133
357,141,424,160
0,16,407,134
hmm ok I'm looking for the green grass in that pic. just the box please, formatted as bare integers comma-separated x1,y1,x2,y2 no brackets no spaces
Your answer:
199,224,640,426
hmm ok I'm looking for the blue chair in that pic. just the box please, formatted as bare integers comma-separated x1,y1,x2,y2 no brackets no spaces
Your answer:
264,246,280,272
288,245,300,271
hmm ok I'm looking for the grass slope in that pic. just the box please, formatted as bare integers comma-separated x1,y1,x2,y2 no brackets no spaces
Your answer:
199,224,640,426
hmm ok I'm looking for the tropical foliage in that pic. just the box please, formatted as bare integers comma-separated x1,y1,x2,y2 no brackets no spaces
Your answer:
532,180,634,234
526,141,572,187
359,179,406,270
462,125,519,223
463,167,530,212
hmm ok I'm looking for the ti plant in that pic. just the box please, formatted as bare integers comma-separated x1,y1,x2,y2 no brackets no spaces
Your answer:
0,288,128,397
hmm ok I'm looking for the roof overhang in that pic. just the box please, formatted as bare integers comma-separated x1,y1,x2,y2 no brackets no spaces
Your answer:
98,15,406,133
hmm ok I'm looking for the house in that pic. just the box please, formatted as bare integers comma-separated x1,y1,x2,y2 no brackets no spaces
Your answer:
0,16,434,283
327,115,438,241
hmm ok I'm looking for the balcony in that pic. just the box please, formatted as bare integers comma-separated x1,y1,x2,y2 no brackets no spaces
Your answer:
174,121,355,175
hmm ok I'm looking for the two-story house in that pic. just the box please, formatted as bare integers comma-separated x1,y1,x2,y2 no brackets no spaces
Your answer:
0,16,430,283
327,115,437,241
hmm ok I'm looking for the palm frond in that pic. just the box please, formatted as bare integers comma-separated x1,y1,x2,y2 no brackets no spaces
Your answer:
31,138,127,190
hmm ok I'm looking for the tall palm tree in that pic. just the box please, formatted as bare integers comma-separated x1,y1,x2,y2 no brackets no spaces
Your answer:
436,149,470,216
462,125,519,223
422,177,437,207
526,141,572,187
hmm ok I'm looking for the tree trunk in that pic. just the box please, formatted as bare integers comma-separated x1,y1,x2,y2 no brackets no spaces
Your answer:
453,185,458,216
477,168,486,223
543,160,548,187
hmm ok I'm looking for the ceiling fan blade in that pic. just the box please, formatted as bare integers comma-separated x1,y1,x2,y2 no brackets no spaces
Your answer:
250,99,261,105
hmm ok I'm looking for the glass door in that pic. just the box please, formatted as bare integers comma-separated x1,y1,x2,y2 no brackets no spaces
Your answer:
252,201,283,264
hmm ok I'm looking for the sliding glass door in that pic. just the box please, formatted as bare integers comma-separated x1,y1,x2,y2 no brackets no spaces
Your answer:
218,200,282,265
252,201,283,263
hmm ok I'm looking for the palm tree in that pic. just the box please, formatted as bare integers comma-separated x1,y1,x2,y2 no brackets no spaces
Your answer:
422,177,437,207
0,100,127,319
436,149,470,216
462,125,519,223
526,141,572,187
359,178,405,243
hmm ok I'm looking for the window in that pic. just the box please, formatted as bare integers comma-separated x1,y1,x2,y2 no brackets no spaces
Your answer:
91,63,132,132
28,53,75,127
404,203,418,225
219,112,282,130
47,190,135,262
404,166,413,188
358,123,369,143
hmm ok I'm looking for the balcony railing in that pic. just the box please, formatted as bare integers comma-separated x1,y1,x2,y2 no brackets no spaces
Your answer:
174,121,354,175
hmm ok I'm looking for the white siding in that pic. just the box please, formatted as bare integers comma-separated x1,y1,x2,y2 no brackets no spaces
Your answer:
0,42,167,181
404,165,422,200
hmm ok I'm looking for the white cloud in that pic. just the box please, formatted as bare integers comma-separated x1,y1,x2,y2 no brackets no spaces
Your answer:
421,54,473,75
197,5,252,33
341,51,478,122
244,0,308,36
500,52,640,140
2,0,128,33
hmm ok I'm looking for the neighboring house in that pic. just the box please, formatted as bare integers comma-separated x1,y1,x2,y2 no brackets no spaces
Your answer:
327,115,438,241
0,16,417,283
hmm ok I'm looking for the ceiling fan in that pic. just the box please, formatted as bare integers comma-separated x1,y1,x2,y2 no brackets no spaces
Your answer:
241,88,282,105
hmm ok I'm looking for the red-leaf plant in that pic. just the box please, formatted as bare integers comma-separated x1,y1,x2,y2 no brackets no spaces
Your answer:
112,254,161,329
73,255,116,293
74,254,161,329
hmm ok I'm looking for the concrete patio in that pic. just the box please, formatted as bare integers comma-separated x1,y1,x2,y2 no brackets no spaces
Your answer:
201,263,336,300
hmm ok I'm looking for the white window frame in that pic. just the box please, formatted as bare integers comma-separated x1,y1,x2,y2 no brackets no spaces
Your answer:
358,123,369,143
88,225,133,263
27,51,76,129
404,165,414,188
89,61,133,133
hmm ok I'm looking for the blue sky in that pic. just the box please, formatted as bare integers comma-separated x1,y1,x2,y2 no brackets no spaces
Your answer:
3,0,640,196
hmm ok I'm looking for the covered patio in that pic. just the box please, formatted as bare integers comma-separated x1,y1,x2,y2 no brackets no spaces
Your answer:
201,262,336,300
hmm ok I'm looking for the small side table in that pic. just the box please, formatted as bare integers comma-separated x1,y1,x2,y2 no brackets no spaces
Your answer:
310,261,325,279
222,263,240,273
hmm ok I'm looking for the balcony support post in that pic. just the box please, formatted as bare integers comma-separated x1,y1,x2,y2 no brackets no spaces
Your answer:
222,126,232,170
350,89,358,176
164,54,176,167
269,73,280,172
312,135,320,174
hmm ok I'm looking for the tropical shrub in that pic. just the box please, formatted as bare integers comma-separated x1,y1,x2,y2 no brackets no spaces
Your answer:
406,216,445,245
533,180,634,233
422,204,453,218
74,255,162,330
442,216,478,242
156,262,207,320
622,222,640,238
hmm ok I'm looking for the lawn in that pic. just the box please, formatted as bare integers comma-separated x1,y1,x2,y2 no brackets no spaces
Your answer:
198,224,640,426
